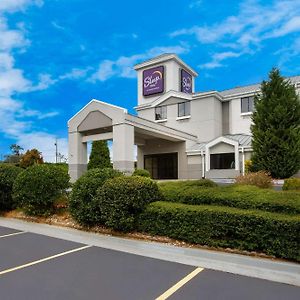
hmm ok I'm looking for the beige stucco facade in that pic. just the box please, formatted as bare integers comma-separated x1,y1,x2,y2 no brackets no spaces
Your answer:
68,54,300,181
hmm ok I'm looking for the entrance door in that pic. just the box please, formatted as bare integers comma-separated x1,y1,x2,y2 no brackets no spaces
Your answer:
144,153,178,179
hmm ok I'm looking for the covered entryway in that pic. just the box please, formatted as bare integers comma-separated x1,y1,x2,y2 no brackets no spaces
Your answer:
144,153,178,179
68,99,197,182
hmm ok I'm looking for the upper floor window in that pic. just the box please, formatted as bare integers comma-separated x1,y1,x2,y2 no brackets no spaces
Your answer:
155,106,167,120
241,96,254,113
178,101,191,117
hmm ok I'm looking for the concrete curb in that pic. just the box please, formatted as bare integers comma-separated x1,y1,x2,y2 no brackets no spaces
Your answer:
0,217,299,287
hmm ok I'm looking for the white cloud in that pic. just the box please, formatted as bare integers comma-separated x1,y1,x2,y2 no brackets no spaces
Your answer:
0,17,29,50
17,132,68,162
269,16,300,38
90,45,190,82
0,0,65,162
171,0,300,68
189,1,202,9
0,0,43,13
59,68,90,80
200,51,242,69
274,37,300,73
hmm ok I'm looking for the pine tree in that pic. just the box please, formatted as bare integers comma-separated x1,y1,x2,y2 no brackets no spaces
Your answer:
251,68,300,178
87,140,111,170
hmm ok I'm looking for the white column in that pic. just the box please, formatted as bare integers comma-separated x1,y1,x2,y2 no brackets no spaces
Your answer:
112,123,134,174
68,132,87,182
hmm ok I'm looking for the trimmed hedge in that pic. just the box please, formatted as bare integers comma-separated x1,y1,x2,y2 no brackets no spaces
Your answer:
0,164,23,210
159,183,300,215
12,164,70,216
95,176,161,232
283,178,300,191
138,201,300,261
69,168,123,226
132,169,151,178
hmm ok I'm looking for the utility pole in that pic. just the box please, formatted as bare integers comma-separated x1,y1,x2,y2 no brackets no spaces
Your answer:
55,139,58,164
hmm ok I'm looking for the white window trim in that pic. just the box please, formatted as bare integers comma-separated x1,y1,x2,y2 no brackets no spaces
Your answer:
205,137,239,172
240,112,252,116
176,115,191,121
155,119,167,123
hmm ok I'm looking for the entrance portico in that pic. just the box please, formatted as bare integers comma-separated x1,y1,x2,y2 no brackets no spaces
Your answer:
68,99,197,182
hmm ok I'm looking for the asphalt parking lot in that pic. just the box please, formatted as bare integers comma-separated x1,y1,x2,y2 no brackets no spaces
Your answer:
0,225,299,300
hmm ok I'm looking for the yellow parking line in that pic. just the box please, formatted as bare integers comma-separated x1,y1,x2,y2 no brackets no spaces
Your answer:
156,267,204,300
0,231,26,239
0,245,92,276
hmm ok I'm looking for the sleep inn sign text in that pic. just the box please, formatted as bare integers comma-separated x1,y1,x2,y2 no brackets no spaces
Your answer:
143,66,164,96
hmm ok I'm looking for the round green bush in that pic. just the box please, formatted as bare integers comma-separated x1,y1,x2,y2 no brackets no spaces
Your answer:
132,169,151,178
12,164,70,216
69,168,123,226
283,178,300,191
0,164,23,211
95,176,161,232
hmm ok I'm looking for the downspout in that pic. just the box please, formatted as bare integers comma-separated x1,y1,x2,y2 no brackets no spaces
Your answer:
242,147,245,176
201,150,205,178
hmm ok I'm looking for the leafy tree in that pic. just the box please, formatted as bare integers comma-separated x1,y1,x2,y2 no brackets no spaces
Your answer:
3,144,24,164
19,149,44,168
10,144,24,156
87,141,111,170
251,68,300,178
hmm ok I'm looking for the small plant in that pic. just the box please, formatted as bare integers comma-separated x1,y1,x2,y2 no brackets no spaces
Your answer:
12,164,69,216
95,176,161,232
235,171,272,189
132,169,151,178
244,159,253,174
69,168,123,226
0,164,23,210
283,178,300,191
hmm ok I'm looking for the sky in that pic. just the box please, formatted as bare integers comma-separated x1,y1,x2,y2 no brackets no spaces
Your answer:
0,0,300,162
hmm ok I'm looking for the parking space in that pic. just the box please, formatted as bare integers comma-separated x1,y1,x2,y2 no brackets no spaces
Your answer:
0,225,299,300
0,226,21,237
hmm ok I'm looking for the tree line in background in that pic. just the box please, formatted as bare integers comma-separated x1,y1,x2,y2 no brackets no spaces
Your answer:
2,145,44,168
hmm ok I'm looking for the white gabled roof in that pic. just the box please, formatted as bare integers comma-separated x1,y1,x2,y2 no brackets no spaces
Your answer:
187,134,252,154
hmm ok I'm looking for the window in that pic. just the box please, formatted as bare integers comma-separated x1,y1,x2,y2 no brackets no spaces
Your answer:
210,153,235,169
155,106,167,120
178,101,191,117
144,153,178,179
241,96,254,113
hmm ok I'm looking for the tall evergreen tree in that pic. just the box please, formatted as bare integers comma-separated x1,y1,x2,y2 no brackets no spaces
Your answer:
87,140,111,170
251,68,300,178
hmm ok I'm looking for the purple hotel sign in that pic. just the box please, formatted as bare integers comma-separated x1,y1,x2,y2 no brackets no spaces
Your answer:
143,66,164,96
181,69,193,94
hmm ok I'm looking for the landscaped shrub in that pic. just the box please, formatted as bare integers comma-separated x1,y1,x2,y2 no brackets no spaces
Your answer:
283,178,300,191
244,159,253,174
12,164,70,216
159,182,300,215
235,171,272,188
132,169,151,178
0,164,23,211
138,201,300,261
95,176,161,232
69,168,123,226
